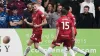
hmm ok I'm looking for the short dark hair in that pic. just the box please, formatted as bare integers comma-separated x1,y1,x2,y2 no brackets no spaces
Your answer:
61,8,68,15
0,3,4,8
84,6,90,10
64,5,70,11
11,6,18,11
57,5,62,8
32,2,38,5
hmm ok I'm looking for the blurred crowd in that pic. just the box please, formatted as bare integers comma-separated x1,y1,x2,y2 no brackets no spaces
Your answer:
0,0,100,28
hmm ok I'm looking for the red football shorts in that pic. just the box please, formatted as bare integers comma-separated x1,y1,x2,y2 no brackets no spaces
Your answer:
52,35,73,47
30,30,42,43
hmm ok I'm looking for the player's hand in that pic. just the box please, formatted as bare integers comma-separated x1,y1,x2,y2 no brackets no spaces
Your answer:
34,24,40,28
53,37,57,41
24,19,27,22
72,37,75,41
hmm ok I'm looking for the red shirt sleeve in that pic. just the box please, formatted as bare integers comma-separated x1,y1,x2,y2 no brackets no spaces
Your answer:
70,20,74,27
39,11,46,20
71,15,76,26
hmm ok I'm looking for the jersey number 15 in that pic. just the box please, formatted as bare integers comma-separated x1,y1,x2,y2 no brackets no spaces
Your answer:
61,22,69,30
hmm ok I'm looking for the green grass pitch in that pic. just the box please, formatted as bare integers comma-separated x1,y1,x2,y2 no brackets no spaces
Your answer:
16,29,100,56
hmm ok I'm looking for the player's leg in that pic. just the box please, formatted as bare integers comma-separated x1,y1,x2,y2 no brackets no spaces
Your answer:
46,44,56,56
32,30,46,55
46,38,62,56
68,47,75,56
64,39,75,56
63,46,75,56
72,46,89,56
71,37,89,56
24,39,34,56
63,46,68,56
34,42,46,55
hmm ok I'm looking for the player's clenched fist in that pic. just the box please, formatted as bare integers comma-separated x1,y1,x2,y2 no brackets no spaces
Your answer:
24,19,27,22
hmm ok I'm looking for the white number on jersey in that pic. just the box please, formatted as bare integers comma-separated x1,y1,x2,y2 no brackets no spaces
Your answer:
61,22,69,30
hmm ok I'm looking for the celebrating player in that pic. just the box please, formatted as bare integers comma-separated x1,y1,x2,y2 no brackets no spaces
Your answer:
63,6,89,56
24,3,47,56
46,8,75,56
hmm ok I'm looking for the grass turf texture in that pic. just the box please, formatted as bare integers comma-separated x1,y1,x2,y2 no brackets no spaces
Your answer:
16,29,100,56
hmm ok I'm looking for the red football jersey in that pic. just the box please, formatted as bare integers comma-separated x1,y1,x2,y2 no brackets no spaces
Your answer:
67,12,77,35
32,10,45,31
56,15,74,39
67,12,76,27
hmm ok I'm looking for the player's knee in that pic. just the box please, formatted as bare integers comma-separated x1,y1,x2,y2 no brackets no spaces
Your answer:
27,42,32,46
67,47,71,51
27,40,33,46
72,46,79,50
51,44,56,48
34,45,38,49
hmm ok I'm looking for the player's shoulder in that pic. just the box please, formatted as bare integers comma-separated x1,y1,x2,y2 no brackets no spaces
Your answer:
68,12,74,17
56,17,61,23
59,16,68,21
38,10,44,15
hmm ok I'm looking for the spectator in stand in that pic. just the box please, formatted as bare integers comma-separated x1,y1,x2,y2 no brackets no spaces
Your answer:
79,6,94,28
22,0,32,5
23,3,33,28
91,0,94,3
61,0,84,28
36,0,45,13
3,0,9,13
9,6,23,28
0,4,9,28
7,0,26,16
80,0,95,17
94,0,100,27
43,3,54,28
49,5,62,28
7,0,17,15
16,0,26,16
44,0,58,11
0,0,3,4
31,0,36,2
